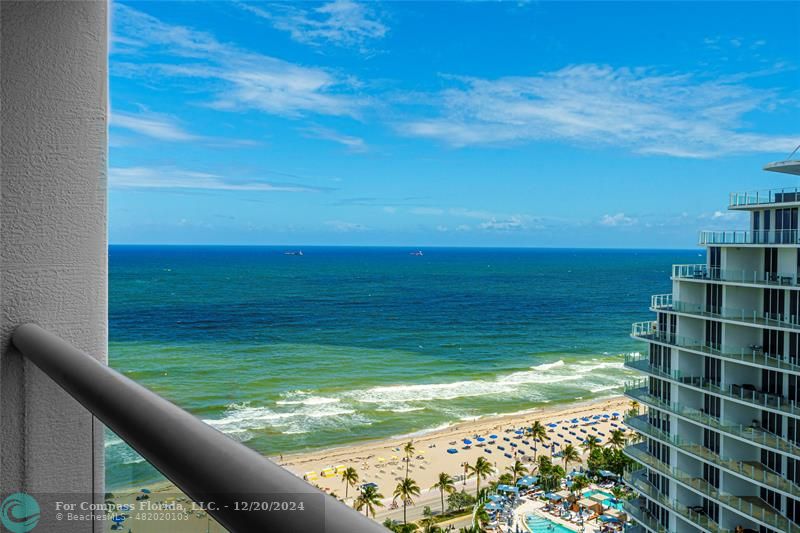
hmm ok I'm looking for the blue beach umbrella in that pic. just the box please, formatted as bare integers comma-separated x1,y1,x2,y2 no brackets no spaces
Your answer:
602,414,610,418
140,489,151,494
463,438,472,445
593,415,601,420
489,434,498,439
447,448,458,454
612,412,620,417
477,437,486,442
548,423,558,428
571,418,579,424
515,429,524,435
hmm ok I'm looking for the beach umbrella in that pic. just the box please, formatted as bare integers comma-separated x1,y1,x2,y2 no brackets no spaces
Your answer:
140,489,151,494
548,423,558,428
612,412,620,417
489,434,498,439
571,418,579,424
593,415,601,420
463,438,473,445
447,448,458,454
602,414,610,418
515,429,524,435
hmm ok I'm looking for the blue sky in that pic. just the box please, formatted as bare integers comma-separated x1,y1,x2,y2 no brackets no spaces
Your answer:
110,1,800,247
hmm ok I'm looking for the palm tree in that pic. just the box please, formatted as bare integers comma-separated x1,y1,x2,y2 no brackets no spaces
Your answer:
419,517,442,533
611,485,627,502
608,429,627,450
467,457,494,498
354,484,384,518
431,472,456,515
393,477,421,525
570,474,590,496
561,443,580,472
403,440,416,477
506,460,528,484
629,400,640,416
340,467,359,499
580,436,597,456
527,421,547,460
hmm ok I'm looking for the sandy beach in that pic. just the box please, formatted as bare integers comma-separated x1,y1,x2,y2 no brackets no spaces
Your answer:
107,395,631,532
279,396,630,503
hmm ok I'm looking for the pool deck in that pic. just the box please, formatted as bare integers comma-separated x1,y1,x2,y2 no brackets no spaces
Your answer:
511,500,602,533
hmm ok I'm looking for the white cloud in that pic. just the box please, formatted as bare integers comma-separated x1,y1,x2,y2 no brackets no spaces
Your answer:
399,64,798,158
600,213,637,227
109,166,323,193
239,0,387,50
301,126,368,152
113,4,361,118
383,206,397,214
325,220,368,232
479,215,533,231
111,111,199,142
410,207,446,216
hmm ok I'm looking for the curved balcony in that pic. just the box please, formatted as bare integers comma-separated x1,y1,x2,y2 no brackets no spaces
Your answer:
650,295,800,332
630,321,800,374
672,264,800,288
623,469,730,533
623,355,800,417
622,498,669,533
625,415,800,498
699,229,800,246
624,443,799,533
624,383,800,458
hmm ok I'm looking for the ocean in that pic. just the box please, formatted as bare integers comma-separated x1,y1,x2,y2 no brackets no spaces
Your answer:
106,245,700,490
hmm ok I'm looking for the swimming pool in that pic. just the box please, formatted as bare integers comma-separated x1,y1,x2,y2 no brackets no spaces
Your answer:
583,490,623,510
525,513,575,533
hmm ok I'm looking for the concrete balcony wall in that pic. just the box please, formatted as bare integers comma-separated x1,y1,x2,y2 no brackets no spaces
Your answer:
779,247,797,274
725,247,763,273
724,323,761,352
0,2,107,531
725,285,762,313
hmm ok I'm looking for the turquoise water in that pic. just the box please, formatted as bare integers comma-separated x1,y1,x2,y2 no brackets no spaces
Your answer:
583,490,622,510
106,246,699,489
526,513,575,533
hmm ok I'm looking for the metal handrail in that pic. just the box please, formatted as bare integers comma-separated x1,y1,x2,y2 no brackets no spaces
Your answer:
672,264,800,287
729,187,800,208
11,323,385,533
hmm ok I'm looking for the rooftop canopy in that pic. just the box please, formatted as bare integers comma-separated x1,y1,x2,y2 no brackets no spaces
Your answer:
764,159,800,176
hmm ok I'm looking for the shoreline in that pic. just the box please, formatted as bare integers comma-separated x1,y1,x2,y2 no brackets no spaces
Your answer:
107,395,631,531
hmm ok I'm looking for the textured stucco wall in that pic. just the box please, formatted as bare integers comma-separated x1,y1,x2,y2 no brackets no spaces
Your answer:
0,1,107,530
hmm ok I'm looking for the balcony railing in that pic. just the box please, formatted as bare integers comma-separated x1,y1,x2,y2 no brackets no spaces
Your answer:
730,187,800,208
11,324,385,533
625,415,800,498
699,229,800,245
622,498,669,533
624,382,800,458
623,469,731,533
623,355,800,416
624,443,799,533
652,296,800,331
673,264,800,287
630,321,800,374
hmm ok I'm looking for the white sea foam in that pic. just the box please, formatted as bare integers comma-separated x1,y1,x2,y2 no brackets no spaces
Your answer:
589,384,620,393
276,396,341,406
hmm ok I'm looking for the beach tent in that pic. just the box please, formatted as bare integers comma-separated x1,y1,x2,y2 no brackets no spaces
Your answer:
516,475,538,487
589,493,607,504
578,498,602,513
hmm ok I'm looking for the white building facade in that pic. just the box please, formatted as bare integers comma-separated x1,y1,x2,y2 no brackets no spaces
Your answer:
624,159,800,533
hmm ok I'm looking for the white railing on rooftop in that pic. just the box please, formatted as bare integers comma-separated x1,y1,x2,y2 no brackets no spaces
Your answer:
730,187,800,208
699,229,800,245
650,294,672,309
